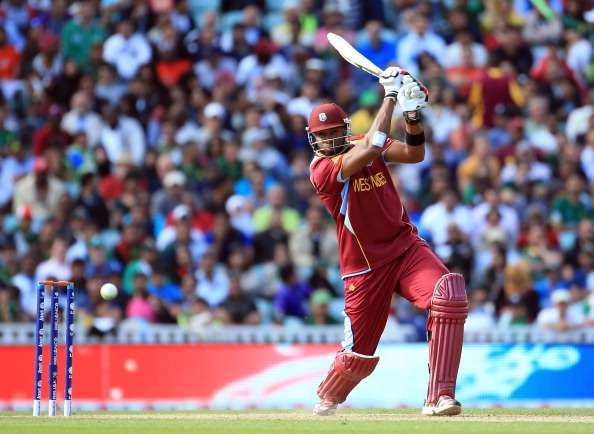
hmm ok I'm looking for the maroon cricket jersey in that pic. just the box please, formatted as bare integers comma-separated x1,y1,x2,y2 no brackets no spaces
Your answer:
309,135,418,279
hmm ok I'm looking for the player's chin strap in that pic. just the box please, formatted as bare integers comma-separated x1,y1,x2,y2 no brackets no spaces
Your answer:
426,273,468,405
317,351,379,404
307,120,352,157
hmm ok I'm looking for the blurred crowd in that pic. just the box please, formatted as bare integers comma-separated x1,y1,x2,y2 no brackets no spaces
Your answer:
0,0,593,338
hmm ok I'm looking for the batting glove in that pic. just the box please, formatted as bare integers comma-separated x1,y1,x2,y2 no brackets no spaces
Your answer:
397,75,429,124
379,66,406,99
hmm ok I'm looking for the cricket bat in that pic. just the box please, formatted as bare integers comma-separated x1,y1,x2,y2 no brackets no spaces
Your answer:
326,32,384,77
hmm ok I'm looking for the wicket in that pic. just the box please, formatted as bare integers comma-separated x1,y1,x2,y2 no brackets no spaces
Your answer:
33,280,75,417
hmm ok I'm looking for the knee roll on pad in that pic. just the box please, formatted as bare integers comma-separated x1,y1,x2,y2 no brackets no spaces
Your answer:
317,351,379,404
430,273,469,321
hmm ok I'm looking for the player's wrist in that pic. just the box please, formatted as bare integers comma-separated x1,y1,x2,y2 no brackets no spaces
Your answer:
384,91,398,100
403,110,422,125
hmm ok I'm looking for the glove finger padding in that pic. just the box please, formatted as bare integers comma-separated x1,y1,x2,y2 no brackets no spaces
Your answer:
380,66,406,98
410,86,425,99
380,66,400,79
398,81,428,112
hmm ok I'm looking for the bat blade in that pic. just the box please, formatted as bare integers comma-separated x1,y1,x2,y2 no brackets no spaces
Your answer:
327,32,384,77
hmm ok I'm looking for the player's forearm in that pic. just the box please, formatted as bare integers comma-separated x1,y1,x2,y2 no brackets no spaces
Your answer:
340,98,395,178
367,96,396,144
403,120,425,162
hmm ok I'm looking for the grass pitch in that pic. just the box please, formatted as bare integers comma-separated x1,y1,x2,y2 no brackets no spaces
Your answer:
1,408,594,434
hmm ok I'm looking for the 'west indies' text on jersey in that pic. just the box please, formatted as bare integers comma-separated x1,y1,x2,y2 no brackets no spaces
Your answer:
309,135,419,278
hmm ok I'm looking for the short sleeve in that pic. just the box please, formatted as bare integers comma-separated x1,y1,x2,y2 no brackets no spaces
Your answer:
309,155,346,194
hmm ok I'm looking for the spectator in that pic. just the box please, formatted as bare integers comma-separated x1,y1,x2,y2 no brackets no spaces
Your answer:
11,251,38,319
536,288,584,331
86,236,122,279
195,251,230,308
217,273,260,325
550,174,594,229
305,288,339,325
148,264,183,304
419,189,473,249
12,158,65,221
354,20,397,90
271,1,316,48
32,31,62,88
252,209,289,263
457,132,500,198
95,63,127,106
289,205,338,270
186,297,213,331
239,127,288,179
465,288,496,331
313,4,354,54
445,30,487,69
59,1,105,70
60,91,103,148
497,261,540,324
236,36,289,100
253,185,301,234
35,237,71,282
32,104,70,156
193,46,237,91
151,170,186,216
564,28,592,82
98,103,146,166
0,282,21,322
102,20,152,81
125,271,155,322
0,27,20,80
158,204,208,264
274,263,312,322
397,13,446,75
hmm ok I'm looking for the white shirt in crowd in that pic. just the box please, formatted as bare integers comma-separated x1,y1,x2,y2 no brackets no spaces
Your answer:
536,304,584,328
0,156,31,207
397,31,446,74
580,145,594,183
100,116,146,166
61,110,103,148
418,202,473,247
566,38,592,80
236,54,290,101
195,266,230,308
102,32,152,80
11,272,36,317
472,202,520,243
35,258,71,283
444,42,488,68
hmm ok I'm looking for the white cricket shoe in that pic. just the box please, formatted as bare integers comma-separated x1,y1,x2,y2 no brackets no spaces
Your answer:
313,400,338,416
422,396,462,416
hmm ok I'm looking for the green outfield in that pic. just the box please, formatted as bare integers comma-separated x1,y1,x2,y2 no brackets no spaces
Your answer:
1,408,594,434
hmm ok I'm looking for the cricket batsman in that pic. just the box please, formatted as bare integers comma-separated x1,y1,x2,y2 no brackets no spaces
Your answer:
308,67,468,416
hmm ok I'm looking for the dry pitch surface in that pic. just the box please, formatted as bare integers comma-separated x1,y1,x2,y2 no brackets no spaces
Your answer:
2,408,594,433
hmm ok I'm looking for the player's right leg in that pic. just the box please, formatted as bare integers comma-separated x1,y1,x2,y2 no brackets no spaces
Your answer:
313,261,398,416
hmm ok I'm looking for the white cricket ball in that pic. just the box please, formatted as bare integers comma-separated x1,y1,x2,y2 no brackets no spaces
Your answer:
100,283,118,301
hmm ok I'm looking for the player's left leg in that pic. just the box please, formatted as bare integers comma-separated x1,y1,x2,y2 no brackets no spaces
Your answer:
396,240,468,416
314,260,400,416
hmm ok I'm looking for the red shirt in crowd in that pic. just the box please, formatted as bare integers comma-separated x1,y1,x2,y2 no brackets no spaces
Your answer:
0,44,20,79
